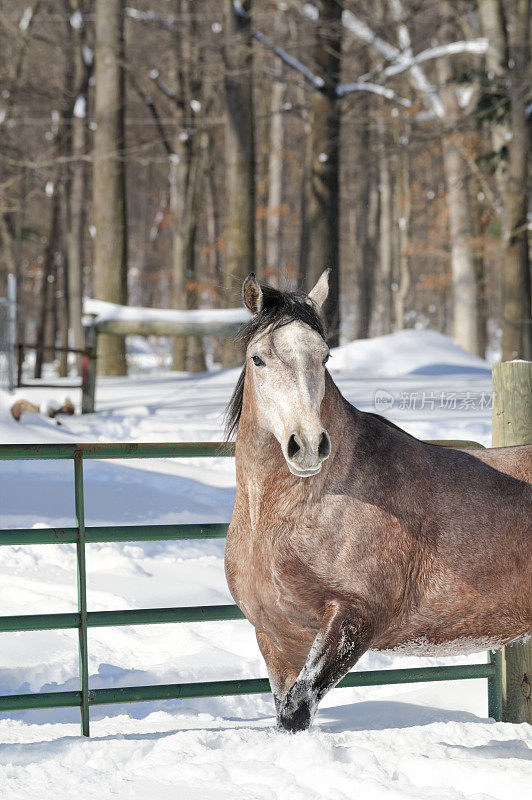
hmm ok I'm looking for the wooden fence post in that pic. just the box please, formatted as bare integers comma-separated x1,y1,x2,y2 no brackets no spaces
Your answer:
81,326,97,414
16,343,24,388
492,360,532,723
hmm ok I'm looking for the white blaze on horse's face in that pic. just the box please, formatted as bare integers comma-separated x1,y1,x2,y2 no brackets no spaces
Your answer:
248,322,331,476
243,271,332,478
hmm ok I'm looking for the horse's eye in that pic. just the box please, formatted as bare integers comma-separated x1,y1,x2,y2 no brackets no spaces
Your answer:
322,353,330,366
252,355,265,367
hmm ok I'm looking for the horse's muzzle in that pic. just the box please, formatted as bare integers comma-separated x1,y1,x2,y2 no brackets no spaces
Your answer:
284,429,331,477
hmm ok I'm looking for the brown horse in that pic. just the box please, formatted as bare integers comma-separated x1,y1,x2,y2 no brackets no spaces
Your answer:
224,272,532,733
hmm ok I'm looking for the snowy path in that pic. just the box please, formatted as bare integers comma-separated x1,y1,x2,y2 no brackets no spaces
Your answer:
0,330,529,798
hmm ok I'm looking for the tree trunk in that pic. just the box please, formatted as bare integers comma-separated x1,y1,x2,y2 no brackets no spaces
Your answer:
478,0,509,185
437,57,480,355
378,115,393,334
298,114,313,286
479,0,531,359
473,185,488,358
265,6,286,287
183,140,207,374
0,215,16,294
58,258,69,377
394,137,412,331
353,98,378,341
441,135,480,354
168,0,207,373
169,146,187,371
66,102,86,369
93,0,128,376
14,169,29,345
265,78,284,287
222,0,255,366
501,0,531,359
35,188,61,378
305,0,342,346
65,0,90,372
206,164,225,366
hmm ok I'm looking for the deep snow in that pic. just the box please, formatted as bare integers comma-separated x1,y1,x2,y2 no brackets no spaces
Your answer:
0,329,529,799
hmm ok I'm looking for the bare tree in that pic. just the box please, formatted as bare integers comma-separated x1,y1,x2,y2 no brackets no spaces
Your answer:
34,185,61,378
351,81,378,341
92,0,128,375
222,0,255,365
65,0,92,368
343,2,485,354
479,0,532,359
437,55,480,356
304,0,342,346
3,0,523,370
394,127,412,331
165,0,207,373
377,113,393,334
265,5,285,287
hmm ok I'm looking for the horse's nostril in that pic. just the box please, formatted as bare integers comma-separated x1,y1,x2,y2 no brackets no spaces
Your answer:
287,434,301,460
318,432,331,459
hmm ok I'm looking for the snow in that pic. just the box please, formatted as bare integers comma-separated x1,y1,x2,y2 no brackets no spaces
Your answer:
82,45,93,67
84,298,250,327
0,330,530,797
330,329,490,377
69,10,83,30
1,714,530,800
18,7,33,32
73,96,86,120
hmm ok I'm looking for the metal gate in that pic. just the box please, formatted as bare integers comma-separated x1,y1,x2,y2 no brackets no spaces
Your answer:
0,440,503,736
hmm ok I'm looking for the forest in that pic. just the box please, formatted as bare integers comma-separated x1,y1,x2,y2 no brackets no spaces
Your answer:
0,0,530,376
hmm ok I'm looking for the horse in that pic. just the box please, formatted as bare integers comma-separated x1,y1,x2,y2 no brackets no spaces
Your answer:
224,271,532,733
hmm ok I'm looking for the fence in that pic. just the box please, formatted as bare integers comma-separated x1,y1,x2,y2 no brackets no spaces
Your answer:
80,302,249,413
0,438,504,736
15,338,97,414
0,274,16,392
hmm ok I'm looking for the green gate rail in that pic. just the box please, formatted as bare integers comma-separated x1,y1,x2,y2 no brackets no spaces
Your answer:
0,439,503,736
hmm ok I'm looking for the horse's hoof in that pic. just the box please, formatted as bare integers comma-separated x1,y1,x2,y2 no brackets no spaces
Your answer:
278,696,313,733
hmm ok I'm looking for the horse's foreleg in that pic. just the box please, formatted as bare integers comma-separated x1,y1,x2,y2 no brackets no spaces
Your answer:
255,630,302,717
278,600,376,733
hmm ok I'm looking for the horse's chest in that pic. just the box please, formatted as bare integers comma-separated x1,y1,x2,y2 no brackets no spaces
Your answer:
225,527,322,638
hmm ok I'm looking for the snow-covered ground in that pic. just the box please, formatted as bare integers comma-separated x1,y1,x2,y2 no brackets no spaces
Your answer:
0,330,530,799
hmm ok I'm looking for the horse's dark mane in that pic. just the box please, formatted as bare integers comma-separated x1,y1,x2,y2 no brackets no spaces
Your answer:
224,284,326,440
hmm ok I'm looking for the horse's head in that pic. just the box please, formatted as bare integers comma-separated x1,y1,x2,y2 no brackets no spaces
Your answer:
239,271,332,478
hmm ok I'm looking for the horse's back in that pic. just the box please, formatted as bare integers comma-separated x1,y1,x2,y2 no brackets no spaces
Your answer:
462,443,532,484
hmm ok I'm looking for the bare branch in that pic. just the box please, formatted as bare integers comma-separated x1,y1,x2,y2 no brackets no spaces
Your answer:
148,69,186,112
233,1,323,89
128,72,174,156
389,0,445,118
336,81,411,106
381,38,487,80
341,9,399,61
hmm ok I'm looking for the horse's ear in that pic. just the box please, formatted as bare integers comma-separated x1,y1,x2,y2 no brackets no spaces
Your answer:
307,269,330,310
242,273,263,316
